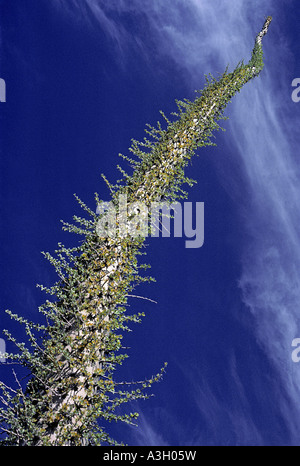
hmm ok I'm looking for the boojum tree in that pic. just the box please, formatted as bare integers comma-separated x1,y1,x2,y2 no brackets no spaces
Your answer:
0,17,272,446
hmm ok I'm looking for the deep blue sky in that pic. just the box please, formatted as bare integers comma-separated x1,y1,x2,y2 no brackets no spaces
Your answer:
1,0,300,446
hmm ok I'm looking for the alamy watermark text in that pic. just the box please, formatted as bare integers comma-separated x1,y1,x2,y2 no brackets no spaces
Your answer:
0,78,5,102
96,194,204,249
0,338,6,363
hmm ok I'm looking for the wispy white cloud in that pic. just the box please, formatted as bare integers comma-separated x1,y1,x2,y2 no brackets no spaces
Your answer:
228,70,300,434
129,409,169,446
180,0,300,438
185,357,265,446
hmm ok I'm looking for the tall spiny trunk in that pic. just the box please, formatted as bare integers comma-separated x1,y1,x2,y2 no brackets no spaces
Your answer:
0,17,271,446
